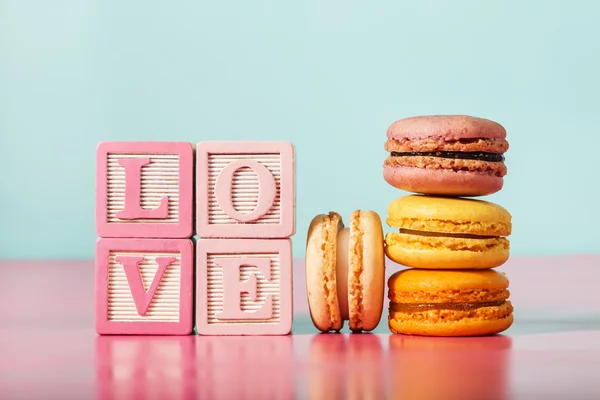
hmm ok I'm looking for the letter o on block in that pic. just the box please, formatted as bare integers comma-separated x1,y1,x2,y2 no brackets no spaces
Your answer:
215,160,276,223
196,141,295,238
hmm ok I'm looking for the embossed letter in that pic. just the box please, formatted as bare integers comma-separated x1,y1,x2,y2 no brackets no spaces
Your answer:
117,255,176,315
215,257,274,320
214,159,276,222
116,158,169,220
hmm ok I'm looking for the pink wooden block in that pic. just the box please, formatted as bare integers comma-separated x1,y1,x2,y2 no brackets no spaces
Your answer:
196,141,295,238
96,142,194,238
196,239,293,335
95,238,193,335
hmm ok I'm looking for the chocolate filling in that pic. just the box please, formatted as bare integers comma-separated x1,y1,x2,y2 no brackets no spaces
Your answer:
391,151,505,162
399,228,499,240
392,300,506,313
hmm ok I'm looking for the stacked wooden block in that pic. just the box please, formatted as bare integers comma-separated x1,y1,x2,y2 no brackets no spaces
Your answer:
95,141,295,335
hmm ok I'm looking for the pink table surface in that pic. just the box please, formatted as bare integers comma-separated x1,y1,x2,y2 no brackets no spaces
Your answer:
1,255,600,399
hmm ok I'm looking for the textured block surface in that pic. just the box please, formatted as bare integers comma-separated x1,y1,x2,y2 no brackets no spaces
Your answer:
196,141,295,238
95,238,193,335
196,239,292,335
96,142,194,238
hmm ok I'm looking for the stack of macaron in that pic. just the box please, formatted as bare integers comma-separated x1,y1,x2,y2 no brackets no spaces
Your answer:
382,115,514,336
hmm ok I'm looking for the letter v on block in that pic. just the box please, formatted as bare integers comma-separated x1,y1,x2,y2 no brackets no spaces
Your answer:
95,238,194,335
116,255,176,315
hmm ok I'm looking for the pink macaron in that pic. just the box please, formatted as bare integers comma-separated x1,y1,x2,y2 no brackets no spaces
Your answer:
383,115,509,197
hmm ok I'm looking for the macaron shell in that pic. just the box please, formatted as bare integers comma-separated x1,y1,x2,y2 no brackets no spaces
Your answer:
386,194,512,235
385,234,510,269
388,268,509,291
386,115,507,141
388,312,514,337
348,210,385,332
305,213,343,331
384,165,504,197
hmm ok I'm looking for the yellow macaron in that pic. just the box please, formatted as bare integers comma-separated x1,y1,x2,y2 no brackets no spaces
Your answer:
385,195,512,269
388,269,514,336
305,210,385,332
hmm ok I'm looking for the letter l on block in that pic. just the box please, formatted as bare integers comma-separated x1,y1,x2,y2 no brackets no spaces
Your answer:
95,142,194,238
115,158,169,220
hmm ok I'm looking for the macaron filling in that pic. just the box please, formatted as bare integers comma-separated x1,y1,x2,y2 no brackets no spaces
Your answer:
389,301,513,323
398,228,497,240
390,300,506,312
384,136,509,154
335,227,350,321
389,288,510,303
390,151,504,162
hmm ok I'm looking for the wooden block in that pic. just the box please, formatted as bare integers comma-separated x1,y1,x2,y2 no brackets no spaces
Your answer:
195,336,293,398
95,238,194,335
196,239,293,335
95,336,197,399
96,142,194,238
196,141,295,238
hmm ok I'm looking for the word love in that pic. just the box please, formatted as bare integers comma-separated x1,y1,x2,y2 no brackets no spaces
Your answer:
94,141,295,336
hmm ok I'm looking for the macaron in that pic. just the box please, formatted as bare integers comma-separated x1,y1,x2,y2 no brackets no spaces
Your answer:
305,210,385,332
385,195,511,269
383,115,508,196
388,269,514,336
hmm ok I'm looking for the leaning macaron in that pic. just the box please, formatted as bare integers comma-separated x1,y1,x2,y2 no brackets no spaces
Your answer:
383,115,508,196
305,210,385,332
385,195,511,269
388,269,514,336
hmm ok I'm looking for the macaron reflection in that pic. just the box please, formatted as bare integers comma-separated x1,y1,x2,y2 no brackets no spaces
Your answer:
308,334,384,400
388,334,512,400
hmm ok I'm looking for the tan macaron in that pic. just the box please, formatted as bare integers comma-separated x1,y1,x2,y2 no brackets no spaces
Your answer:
305,210,385,332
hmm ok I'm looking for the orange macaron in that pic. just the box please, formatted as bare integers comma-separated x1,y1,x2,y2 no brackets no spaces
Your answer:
388,269,514,336
305,210,385,332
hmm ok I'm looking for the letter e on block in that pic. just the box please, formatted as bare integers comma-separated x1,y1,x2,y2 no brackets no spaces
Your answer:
196,141,295,238
95,238,193,335
196,239,292,335
96,142,194,238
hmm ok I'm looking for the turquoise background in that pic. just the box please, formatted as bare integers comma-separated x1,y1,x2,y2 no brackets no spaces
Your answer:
1,0,599,259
